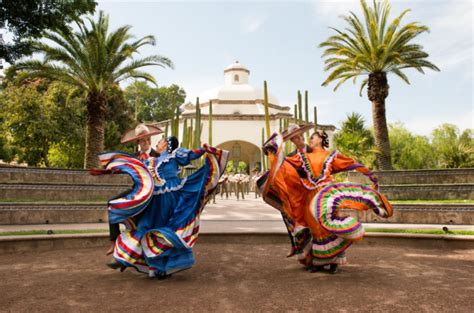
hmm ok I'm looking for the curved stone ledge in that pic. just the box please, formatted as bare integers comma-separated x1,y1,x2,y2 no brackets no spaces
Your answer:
349,168,474,185
0,165,131,185
1,232,473,254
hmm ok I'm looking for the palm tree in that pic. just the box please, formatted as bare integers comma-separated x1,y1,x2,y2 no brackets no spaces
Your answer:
334,112,377,166
319,0,439,170
14,11,173,168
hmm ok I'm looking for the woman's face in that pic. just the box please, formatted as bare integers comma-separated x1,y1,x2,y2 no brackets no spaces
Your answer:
310,133,322,149
156,138,168,153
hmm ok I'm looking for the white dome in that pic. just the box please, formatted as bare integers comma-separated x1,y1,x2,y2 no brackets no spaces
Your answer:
182,61,290,116
197,83,279,105
224,60,250,73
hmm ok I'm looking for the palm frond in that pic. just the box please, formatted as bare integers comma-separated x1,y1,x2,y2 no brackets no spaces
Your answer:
319,0,439,92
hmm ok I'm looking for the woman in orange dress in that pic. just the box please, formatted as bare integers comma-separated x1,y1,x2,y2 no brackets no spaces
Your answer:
259,129,393,274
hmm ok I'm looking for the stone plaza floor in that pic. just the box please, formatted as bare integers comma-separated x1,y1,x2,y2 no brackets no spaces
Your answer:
1,241,473,312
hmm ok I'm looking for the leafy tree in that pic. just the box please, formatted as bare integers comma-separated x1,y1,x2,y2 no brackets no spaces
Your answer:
13,11,173,168
0,0,96,63
389,122,436,169
103,85,135,152
334,112,376,166
0,81,54,166
43,81,86,168
319,0,439,170
124,81,186,123
431,124,473,168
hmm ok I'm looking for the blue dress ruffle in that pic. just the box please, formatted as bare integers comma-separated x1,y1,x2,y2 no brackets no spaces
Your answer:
97,147,229,276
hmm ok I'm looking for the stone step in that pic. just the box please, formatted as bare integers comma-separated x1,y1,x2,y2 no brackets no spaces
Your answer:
380,184,474,200
0,183,129,202
348,168,474,185
0,165,131,185
1,181,472,203
0,203,107,224
344,203,474,225
1,202,473,225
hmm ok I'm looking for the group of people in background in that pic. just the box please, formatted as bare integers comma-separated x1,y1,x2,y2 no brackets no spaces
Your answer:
215,169,262,201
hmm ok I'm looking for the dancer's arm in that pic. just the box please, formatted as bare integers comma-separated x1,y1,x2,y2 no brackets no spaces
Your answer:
175,147,206,166
332,152,379,190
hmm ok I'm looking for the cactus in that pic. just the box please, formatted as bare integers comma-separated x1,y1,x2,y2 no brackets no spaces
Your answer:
284,118,291,155
304,91,309,124
305,90,309,138
194,97,201,148
298,90,302,123
261,127,266,171
174,105,180,138
189,119,194,149
263,81,271,138
293,104,297,124
170,114,174,136
314,106,318,131
208,100,213,146
182,118,188,148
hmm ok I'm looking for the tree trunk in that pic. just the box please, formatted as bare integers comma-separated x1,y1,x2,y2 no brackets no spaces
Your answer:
84,91,107,169
368,72,392,170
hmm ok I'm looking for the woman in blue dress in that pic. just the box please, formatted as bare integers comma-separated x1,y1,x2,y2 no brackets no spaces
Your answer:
95,136,228,279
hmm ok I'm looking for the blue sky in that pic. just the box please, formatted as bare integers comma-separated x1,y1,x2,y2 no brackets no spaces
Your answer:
98,0,472,135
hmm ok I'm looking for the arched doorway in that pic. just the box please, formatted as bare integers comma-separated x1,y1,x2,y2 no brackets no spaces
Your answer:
216,140,261,173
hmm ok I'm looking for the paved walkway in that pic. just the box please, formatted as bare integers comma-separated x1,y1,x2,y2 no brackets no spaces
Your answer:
1,196,473,233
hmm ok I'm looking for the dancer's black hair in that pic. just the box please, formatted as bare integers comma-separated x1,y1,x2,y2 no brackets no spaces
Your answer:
166,136,179,153
310,130,329,149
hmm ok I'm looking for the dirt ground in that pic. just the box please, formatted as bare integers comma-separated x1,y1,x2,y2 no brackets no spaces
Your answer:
1,242,473,313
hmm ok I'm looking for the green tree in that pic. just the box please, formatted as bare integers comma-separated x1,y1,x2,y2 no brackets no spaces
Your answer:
388,122,436,169
0,81,54,166
0,78,86,167
0,0,96,63
44,81,86,168
334,112,376,166
319,0,439,170
13,11,173,168
431,124,473,168
103,85,135,152
124,82,186,123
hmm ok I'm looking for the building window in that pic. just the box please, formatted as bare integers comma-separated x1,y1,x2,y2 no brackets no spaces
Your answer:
234,74,239,82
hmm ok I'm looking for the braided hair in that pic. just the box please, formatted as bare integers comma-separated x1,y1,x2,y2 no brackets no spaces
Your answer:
311,130,329,149
166,136,179,153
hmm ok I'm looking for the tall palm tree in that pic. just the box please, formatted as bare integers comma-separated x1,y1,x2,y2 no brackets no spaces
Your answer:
14,11,173,168
319,0,439,170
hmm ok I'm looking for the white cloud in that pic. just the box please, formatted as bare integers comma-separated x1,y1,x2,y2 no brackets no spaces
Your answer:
240,15,267,34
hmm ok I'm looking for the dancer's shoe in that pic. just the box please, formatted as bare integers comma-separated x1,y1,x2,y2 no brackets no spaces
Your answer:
106,260,126,272
328,264,338,274
308,265,325,273
286,247,296,258
105,243,115,256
